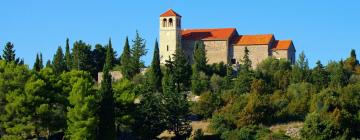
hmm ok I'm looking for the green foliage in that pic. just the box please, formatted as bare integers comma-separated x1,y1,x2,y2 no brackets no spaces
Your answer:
148,40,162,92
72,40,96,78
97,46,116,140
327,61,349,88
52,46,66,74
2,42,16,62
191,92,222,118
172,46,192,92
191,71,209,95
120,37,135,79
291,51,310,83
65,38,72,71
131,31,147,74
234,69,252,94
33,53,42,72
133,92,167,139
66,78,98,140
92,44,106,74
311,60,329,90
284,83,316,120
193,41,207,72
242,47,252,70
220,125,288,140
210,74,225,92
191,129,204,140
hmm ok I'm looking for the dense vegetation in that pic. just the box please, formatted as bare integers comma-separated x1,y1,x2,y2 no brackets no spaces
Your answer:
0,32,359,140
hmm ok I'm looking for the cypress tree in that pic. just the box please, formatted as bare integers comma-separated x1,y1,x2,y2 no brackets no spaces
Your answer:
148,40,162,92
93,44,106,73
193,41,207,72
107,38,117,67
98,44,116,140
242,47,252,70
39,53,43,69
65,38,72,71
33,53,41,71
53,46,66,73
2,42,16,62
72,42,79,70
120,37,134,79
131,31,147,74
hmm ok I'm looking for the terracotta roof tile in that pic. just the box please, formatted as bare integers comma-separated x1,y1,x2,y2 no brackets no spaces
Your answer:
181,28,237,40
234,34,274,45
272,40,293,50
160,9,181,17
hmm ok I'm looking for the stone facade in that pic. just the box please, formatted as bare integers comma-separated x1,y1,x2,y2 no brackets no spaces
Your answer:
159,9,296,68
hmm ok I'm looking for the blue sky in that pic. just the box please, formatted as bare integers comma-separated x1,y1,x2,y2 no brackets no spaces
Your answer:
1,0,359,67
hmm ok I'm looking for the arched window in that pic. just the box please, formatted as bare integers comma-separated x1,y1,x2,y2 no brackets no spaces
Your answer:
169,18,173,27
162,18,167,27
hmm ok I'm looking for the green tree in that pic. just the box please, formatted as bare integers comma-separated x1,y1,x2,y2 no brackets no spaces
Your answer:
133,92,167,139
291,51,310,83
120,37,135,79
242,47,252,70
311,60,329,90
2,42,16,62
52,46,66,74
191,92,221,118
344,49,359,72
106,38,117,68
234,70,253,94
39,53,44,69
131,31,147,74
46,59,52,68
193,41,207,72
148,40,163,92
92,44,106,74
97,45,116,140
72,41,96,77
33,53,42,72
65,38,72,71
327,61,348,88
66,78,98,140
172,46,192,92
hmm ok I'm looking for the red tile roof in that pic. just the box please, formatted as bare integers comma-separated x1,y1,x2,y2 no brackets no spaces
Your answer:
160,9,181,17
181,28,237,40
234,34,274,45
272,40,293,50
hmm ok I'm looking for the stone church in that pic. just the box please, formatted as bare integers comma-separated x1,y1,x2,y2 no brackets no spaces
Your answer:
159,9,296,68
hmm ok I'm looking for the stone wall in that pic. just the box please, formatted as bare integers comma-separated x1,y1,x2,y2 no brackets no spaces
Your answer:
97,71,123,84
231,44,270,68
182,40,229,64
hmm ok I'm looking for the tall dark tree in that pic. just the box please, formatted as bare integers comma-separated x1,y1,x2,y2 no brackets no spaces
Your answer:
2,42,17,63
311,60,329,89
65,38,72,71
291,51,310,83
242,47,252,71
120,37,134,79
46,60,52,68
106,38,117,67
92,44,106,73
97,45,116,140
344,49,359,72
39,53,44,69
52,46,66,73
193,41,207,72
131,31,147,74
172,46,192,92
72,41,96,77
148,40,163,91
33,53,41,72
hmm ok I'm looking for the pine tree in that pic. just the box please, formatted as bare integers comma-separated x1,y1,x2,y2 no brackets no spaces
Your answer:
311,60,329,89
193,41,207,72
33,53,41,71
65,38,72,71
97,45,116,140
120,37,134,79
344,49,359,72
72,42,79,70
2,42,16,62
148,40,162,92
242,47,252,70
53,46,66,73
172,46,191,92
67,78,98,140
131,31,147,74
291,51,310,83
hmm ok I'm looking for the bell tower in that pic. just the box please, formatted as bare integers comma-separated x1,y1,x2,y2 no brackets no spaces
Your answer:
159,9,182,64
